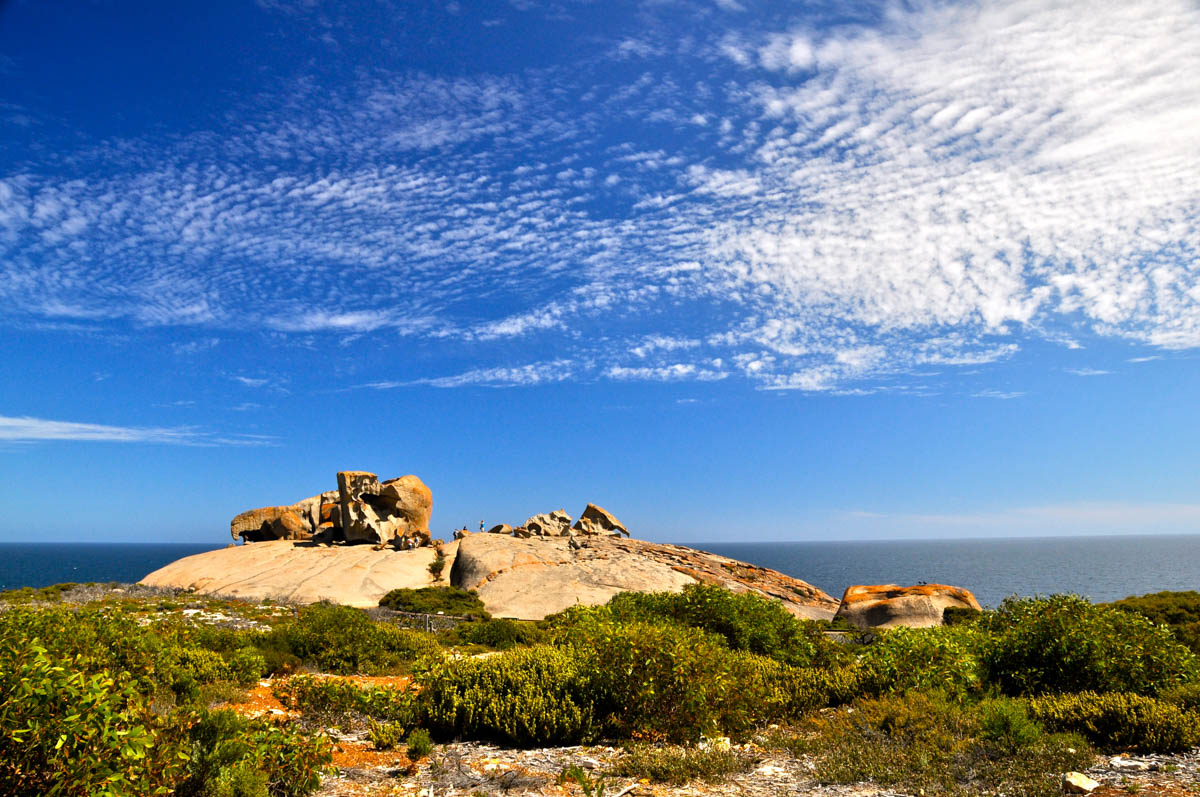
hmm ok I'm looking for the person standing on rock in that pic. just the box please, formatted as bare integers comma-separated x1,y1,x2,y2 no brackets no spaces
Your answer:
479,520,484,532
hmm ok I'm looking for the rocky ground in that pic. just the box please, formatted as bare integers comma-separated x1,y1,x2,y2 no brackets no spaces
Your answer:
303,734,1200,797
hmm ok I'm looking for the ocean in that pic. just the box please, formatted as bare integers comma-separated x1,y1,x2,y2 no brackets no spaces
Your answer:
696,535,1200,607
1,535,1197,607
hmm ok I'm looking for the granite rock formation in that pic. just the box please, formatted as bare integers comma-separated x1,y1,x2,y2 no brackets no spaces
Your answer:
572,503,628,536
232,471,432,549
143,533,839,619
834,583,982,629
523,510,573,536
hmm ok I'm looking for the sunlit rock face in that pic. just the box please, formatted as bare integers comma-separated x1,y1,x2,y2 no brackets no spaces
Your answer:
230,471,432,549
835,583,982,629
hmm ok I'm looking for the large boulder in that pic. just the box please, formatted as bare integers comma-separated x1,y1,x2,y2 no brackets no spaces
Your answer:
572,503,628,536
231,503,325,542
834,583,982,629
234,472,433,548
338,470,384,544
524,509,572,536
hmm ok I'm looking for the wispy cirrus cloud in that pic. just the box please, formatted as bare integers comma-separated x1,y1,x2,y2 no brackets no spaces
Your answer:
0,415,275,446
2,0,1199,393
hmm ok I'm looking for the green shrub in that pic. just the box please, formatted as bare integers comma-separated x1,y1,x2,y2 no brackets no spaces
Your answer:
855,625,986,697
0,582,79,604
1027,691,1200,753
272,676,416,724
428,554,446,580
0,639,187,796
227,647,268,686
378,586,489,619
0,607,165,692
561,617,785,741
459,618,546,650
615,743,752,784
405,727,433,760
1160,682,1200,712
175,708,331,797
976,697,1045,753
1107,591,1200,654
791,691,1092,797
555,585,838,667
418,645,596,746
942,606,982,626
981,595,1196,696
270,603,440,674
367,719,405,751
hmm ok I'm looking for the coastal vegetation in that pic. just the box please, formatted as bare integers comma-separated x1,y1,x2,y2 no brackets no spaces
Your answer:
4,583,1200,795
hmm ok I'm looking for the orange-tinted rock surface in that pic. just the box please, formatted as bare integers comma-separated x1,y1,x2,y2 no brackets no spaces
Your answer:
835,583,982,628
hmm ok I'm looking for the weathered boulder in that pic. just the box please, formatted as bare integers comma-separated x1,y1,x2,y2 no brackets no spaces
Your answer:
271,510,310,541
1063,772,1100,794
338,470,384,544
231,507,296,542
834,583,982,629
487,524,513,535
572,503,628,536
231,500,329,542
453,528,474,540
377,475,433,536
524,509,572,536
235,473,433,548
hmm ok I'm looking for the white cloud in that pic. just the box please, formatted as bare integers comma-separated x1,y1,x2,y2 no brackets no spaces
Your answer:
3,0,1200,394
1067,368,1111,376
973,389,1025,399
0,414,273,446
363,359,576,389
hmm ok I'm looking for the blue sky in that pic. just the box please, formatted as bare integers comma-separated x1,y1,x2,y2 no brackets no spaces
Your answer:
1,0,1198,544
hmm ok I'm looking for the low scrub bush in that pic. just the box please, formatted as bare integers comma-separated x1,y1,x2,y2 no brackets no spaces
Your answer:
272,676,416,724
1108,590,1200,626
789,691,1092,797
1027,691,1200,753
1107,591,1200,654
0,638,187,796
981,595,1196,696
367,719,405,751
269,603,440,674
405,727,433,760
175,708,331,797
0,608,332,797
615,743,753,784
1160,683,1200,712
0,581,80,604
855,625,986,697
418,645,595,746
555,584,840,667
942,606,982,626
378,586,490,619
457,618,546,650
562,617,791,741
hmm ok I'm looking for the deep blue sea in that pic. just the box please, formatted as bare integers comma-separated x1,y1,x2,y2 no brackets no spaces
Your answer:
1,535,1198,607
696,535,1200,607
